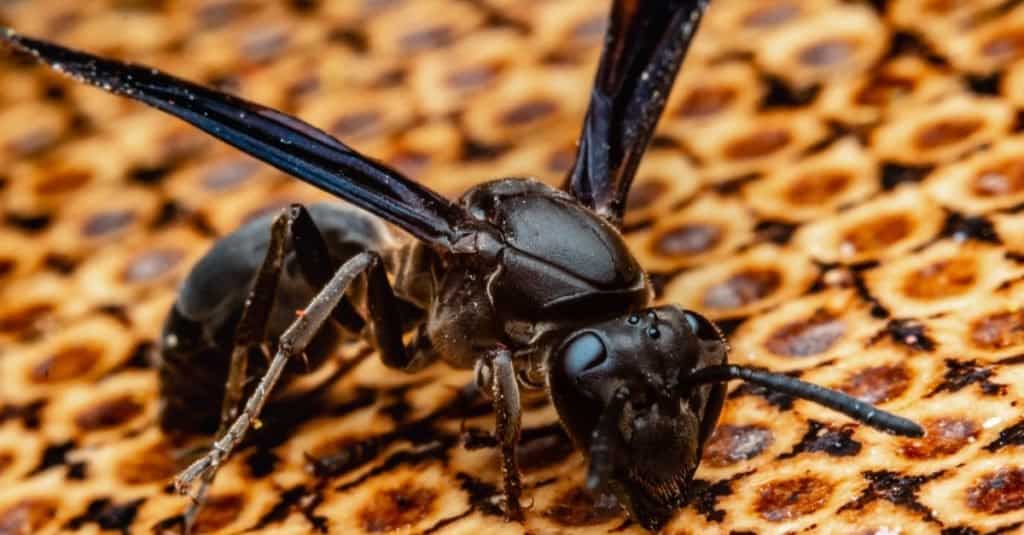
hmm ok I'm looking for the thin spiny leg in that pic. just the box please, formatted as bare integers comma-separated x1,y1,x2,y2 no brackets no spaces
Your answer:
181,470,215,534
181,211,290,531
174,251,377,497
219,211,291,428
219,203,363,429
490,348,524,520
285,204,366,331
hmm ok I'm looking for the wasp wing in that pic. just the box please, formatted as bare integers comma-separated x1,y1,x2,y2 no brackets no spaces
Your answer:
562,0,710,224
2,28,470,248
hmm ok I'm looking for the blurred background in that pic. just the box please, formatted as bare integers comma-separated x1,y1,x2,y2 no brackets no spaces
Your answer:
2,0,1024,533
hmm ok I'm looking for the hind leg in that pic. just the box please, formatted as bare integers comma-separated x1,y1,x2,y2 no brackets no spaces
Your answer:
179,207,300,531
219,204,366,429
183,205,366,531
174,251,380,504
177,211,289,531
217,213,288,431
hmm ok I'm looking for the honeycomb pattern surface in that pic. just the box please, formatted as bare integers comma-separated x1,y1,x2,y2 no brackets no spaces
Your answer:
3,1,1024,533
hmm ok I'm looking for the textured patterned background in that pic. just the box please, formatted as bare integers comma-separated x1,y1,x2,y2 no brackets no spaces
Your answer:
3,0,1024,533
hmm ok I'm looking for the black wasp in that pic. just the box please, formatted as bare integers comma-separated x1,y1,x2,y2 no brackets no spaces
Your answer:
2,0,923,531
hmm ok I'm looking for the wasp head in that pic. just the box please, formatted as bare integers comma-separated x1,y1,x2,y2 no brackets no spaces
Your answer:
546,306,728,530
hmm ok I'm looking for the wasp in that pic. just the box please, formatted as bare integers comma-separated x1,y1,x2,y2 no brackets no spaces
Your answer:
1,1,923,530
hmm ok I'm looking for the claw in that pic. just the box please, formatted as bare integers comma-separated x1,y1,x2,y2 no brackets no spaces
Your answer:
173,451,219,496
180,470,215,535
173,452,222,535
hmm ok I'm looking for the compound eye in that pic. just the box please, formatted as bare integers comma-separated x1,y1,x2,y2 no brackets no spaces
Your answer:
683,310,723,342
683,312,700,333
563,332,607,378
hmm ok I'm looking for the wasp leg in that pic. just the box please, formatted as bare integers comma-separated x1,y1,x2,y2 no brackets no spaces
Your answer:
173,251,379,500
488,348,524,521
221,202,372,419
284,204,367,332
177,209,291,532
219,203,365,433
362,251,437,372
218,211,288,431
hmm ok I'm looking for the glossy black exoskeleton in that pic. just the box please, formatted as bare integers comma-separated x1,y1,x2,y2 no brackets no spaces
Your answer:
1,1,923,530
158,203,395,433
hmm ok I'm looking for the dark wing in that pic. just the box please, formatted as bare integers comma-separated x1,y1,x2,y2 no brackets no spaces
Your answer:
562,0,710,224
1,28,470,248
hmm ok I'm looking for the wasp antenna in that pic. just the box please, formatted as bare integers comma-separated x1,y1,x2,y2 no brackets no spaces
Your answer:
683,365,924,438
586,387,629,492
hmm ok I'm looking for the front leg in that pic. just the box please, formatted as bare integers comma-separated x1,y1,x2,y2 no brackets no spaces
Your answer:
487,348,524,521
173,251,379,498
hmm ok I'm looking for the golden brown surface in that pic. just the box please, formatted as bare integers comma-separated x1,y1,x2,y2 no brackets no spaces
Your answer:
2,0,1024,533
